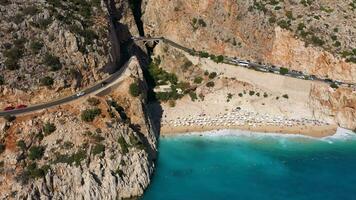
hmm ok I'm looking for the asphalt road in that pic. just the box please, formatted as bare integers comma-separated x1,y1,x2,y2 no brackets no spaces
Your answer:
0,65,126,117
133,37,355,88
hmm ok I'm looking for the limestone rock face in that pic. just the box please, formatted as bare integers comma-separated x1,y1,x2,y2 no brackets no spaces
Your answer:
268,27,356,83
142,0,356,83
0,58,157,200
309,85,356,130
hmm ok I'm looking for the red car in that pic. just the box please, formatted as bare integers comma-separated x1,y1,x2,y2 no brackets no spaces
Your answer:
4,106,15,111
16,104,27,109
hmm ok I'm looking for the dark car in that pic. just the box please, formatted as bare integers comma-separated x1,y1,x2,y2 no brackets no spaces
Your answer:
16,104,27,109
4,106,15,111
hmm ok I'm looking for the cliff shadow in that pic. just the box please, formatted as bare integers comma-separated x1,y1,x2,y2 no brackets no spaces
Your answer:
105,0,163,138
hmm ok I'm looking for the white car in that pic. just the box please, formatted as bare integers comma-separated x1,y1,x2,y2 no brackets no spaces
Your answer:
76,91,85,97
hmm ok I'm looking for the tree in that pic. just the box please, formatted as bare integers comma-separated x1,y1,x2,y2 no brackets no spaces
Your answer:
129,82,140,97
194,76,203,84
282,94,289,99
208,72,217,79
249,91,255,96
279,67,289,75
206,81,215,87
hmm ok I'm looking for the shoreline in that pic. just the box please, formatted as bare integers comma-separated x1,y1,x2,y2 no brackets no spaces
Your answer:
160,124,338,138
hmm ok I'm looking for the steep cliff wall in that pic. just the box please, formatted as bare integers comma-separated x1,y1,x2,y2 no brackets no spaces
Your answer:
0,57,157,199
142,0,356,83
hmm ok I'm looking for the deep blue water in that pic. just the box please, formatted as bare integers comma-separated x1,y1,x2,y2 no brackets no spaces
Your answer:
142,130,356,200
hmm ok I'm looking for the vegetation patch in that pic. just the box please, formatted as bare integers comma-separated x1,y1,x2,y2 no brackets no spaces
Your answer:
81,108,101,122
28,146,45,160
43,122,56,135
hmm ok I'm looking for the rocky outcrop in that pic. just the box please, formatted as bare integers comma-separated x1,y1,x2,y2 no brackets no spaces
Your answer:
309,85,356,130
268,27,356,83
0,58,157,199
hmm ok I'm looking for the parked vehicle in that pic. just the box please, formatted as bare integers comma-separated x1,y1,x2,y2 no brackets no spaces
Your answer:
76,91,85,97
16,104,27,109
101,81,108,87
4,106,15,111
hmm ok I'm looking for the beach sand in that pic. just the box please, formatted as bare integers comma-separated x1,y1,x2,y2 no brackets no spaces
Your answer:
160,124,338,138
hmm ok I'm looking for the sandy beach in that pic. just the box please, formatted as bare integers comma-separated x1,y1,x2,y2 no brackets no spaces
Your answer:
161,124,337,138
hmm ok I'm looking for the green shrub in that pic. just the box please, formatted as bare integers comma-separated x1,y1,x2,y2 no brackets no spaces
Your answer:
0,75,4,85
43,122,56,135
43,53,61,71
28,146,45,160
4,47,23,60
81,108,101,122
25,163,48,179
279,67,289,75
189,92,198,102
53,149,86,166
194,76,203,84
311,35,325,46
206,81,215,87
282,94,289,99
13,13,24,24
30,41,43,54
40,76,54,86
129,82,140,97
238,93,243,97
118,136,129,154
330,83,339,89
263,93,268,98
92,144,105,156
5,58,19,70
249,91,255,96
17,140,27,150
208,72,217,79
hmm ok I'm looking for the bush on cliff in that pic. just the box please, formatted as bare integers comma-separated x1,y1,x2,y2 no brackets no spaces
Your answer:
81,108,101,122
129,82,140,97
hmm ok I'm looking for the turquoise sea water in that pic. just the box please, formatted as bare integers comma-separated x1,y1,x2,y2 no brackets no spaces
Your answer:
142,130,356,200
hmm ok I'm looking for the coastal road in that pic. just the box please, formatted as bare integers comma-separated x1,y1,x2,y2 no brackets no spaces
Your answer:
133,37,356,88
0,65,127,117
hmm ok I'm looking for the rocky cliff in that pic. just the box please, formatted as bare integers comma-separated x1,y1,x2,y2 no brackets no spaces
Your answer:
0,57,157,199
142,0,356,83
